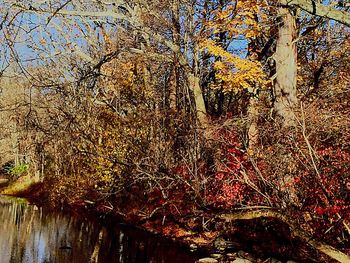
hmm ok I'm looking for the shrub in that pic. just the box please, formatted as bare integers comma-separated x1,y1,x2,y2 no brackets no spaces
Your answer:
204,122,267,209
6,163,29,177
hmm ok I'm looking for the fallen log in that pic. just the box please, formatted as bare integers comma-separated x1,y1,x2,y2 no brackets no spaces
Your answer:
218,210,350,263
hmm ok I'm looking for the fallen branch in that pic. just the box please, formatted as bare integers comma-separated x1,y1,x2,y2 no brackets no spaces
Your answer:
218,210,350,263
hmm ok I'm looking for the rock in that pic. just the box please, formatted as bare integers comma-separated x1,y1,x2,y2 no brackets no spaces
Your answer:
237,251,255,262
210,254,223,259
214,237,227,251
226,253,236,260
231,259,253,263
190,243,198,251
265,258,282,263
197,258,218,263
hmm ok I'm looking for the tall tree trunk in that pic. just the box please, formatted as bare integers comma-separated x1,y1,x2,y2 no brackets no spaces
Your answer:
247,96,259,154
274,1,298,127
274,1,300,206
188,72,208,127
169,0,181,111
247,31,262,154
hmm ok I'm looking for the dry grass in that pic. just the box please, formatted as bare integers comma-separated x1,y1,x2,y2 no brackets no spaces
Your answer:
1,175,40,196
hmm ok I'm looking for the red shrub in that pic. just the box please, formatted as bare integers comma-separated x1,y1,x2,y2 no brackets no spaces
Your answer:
204,128,264,209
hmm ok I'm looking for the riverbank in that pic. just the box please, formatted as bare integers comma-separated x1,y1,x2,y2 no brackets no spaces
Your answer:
0,195,200,263
2,175,346,263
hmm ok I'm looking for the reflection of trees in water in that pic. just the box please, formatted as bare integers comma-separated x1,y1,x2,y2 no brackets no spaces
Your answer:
0,197,195,263
0,197,100,263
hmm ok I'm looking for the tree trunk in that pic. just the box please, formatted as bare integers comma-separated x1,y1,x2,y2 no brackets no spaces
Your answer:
169,0,181,111
247,97,259,154
188,72,208,127
274,1,298,127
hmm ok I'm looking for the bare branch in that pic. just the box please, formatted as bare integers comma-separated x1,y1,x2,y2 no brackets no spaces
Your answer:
287,0,350,27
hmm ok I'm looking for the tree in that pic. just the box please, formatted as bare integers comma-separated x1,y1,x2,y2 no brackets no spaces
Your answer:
273,0,298,126
273,0,350,126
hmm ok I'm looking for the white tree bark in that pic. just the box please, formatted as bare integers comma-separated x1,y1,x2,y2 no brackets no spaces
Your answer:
287,0,350,27
274,0,298,126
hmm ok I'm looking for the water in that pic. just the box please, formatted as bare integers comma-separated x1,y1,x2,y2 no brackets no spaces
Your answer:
0,196,197,263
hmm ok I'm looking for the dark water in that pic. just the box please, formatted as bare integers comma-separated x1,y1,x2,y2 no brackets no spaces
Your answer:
0,196,197,263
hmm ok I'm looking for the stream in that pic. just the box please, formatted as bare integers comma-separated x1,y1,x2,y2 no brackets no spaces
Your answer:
0,196,198,263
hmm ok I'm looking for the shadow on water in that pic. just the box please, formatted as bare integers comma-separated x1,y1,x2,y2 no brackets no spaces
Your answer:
0,196,197,263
